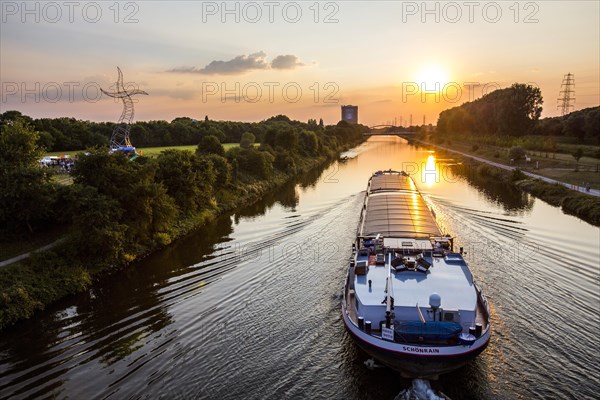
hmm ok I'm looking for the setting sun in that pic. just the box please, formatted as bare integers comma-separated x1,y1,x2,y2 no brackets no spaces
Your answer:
416,66,451,91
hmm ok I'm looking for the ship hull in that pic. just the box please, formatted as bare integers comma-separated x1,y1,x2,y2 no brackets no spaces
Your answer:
342,303,490,379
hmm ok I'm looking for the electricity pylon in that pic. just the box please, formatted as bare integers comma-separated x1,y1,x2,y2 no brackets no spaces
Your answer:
557,73,575,116
101,67,148,150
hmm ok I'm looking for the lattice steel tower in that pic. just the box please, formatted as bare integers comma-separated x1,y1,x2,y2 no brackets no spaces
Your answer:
557,73,575,116
101,67,148,150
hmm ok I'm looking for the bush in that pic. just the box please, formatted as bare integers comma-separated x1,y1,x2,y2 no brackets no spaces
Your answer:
509,146,526,162
472,145,479,152
274,151,296,174
0,119,57,235
511,168,526,181
0,250,92,329
240,132,255,149
157,150,201,211
196,135,224,156
246,149,274,179
226,147,275,180
203,154,232,188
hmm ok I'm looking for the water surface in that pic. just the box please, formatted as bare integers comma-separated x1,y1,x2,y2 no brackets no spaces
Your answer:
1,137,598,399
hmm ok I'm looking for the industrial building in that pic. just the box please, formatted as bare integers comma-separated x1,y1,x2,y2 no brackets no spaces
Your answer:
341,105,358,124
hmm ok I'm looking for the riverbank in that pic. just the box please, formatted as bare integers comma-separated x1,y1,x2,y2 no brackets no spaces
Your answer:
0,159,321,329
413,133,600,190
410,138,600,226
0,117,364,329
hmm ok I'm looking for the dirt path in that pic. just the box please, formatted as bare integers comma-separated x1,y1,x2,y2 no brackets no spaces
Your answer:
0,240,62,267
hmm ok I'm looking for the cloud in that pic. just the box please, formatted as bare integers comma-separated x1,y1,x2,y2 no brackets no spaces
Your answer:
169,52,305,75
271,55,304,70
171,51,268,75
150,88,197,100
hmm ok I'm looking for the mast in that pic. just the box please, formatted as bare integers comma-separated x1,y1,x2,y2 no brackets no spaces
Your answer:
385,250,394,328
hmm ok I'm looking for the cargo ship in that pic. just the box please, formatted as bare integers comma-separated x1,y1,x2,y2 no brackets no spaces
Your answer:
342,170,490,378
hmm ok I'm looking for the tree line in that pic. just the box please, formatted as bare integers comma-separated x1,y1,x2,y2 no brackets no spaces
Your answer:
436,83,599,144
436,83,543,137
0,111,330,151
1,114,366,247
1,113,367,327
535,107,600,144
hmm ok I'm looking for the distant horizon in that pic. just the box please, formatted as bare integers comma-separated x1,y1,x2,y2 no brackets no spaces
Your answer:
3,93,598,127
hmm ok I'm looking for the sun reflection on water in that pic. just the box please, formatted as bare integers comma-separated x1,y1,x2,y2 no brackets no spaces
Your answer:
423,154,439,187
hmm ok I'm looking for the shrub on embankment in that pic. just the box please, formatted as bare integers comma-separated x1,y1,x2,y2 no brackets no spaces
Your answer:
0,250,91,327
514,180,600,225
0,117,367,330
473,162,600,226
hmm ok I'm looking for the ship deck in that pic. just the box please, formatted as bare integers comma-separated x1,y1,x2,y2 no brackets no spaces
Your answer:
359,172,440,238
354,252,477,310
348,171,489,335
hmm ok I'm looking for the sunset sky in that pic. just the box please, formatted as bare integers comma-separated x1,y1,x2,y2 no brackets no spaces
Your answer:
1,1,599,126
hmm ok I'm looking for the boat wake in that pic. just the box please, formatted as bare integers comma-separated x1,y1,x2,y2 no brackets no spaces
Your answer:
363,358,384,370
394,379,450,400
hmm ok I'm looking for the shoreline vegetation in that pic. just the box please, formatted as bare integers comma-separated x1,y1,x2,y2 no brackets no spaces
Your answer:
428,144,600,226
398,84,599,226
409,140,600,226
0,113,368,330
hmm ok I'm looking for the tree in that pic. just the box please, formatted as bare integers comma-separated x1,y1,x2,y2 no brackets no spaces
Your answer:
565,113,586,142
36,131,56,151
0,119,55,234
274,151,296,174
246,150,274,179
266,115,291,123
498,84,543,136
196,135,225,156
509,146,526,163
156,150,207,212
67,184,127,263
130,124,150,147
193,155,217,195
240,132,255,149
544,136,557,158
584,108,600,144
231,158,239,184
437,84,542,137
275,128,299,150
572,148,583,171
199,124,226,143
0,110,33,127
203,154,231,188
299,130,318,156
73,149,177,245
226,147,274,180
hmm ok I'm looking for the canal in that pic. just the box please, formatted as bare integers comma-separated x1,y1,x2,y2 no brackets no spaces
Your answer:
1,137,598,399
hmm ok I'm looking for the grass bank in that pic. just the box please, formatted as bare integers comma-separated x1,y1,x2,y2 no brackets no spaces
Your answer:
513,179,600,225
44,143,245,157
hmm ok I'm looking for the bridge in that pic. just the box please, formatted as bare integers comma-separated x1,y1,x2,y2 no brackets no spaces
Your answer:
364,126,417,137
